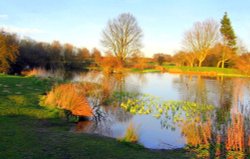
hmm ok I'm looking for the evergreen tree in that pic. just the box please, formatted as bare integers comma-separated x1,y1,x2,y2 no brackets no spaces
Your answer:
220,12,237,50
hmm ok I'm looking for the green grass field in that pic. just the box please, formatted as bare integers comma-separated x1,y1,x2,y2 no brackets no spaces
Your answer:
0,74,193,159
131,65,250,78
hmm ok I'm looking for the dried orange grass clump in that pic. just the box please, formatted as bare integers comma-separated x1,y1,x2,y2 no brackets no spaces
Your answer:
181,120,211,147
44,83,92,117
226,114,245,152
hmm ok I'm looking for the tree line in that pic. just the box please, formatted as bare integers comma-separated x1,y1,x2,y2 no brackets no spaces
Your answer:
1,12,250,74
101,12,249,73
0,30,102,74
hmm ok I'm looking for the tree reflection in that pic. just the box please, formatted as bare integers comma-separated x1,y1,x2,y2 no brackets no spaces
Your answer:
172,75,250,158
72,72,249,157
173,75,209,105
72,71,142,135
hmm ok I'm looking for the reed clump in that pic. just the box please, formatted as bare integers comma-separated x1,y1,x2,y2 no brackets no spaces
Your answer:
43,83,92,117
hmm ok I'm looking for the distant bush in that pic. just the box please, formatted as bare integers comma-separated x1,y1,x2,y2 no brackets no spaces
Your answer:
21,68,48,77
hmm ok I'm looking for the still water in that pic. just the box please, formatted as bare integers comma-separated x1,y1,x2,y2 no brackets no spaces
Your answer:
69,72,249,151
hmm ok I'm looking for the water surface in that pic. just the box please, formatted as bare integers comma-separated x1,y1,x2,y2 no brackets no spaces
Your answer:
70,72,250,151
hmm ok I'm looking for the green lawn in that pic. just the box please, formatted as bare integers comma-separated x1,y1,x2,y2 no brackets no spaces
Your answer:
0,75,193,159
163,65,239,74
131,65,250,78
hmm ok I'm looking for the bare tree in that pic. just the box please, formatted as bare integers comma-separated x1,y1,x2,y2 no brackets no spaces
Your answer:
184,52,196,67
183,19,219,67
101,13,143,65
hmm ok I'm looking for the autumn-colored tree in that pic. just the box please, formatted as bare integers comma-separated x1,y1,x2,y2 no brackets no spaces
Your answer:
236,39,248,55
0,31,19,73
183,19,219,67
77,47,90,60
99,52,122,73
234,53,250,74
63,43,74,62
49,41,63,69
211,43,235,68
172,51,186,66
0,29,96,73
184,52,196,67
133,57,147,70
91,48,102,65
101,13,143,65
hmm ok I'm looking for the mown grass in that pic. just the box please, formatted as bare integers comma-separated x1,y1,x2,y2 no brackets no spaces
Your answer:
131,65,250,77
163,65,239,74
0,74,193,159
130,68,161,73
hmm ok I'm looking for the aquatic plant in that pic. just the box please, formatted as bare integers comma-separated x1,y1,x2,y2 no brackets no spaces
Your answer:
121,94,214,124
120,122,139,143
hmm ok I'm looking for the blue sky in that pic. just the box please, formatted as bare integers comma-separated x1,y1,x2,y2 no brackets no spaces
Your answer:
0,0,249,57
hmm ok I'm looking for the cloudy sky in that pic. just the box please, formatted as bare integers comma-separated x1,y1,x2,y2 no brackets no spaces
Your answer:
0,0,249,57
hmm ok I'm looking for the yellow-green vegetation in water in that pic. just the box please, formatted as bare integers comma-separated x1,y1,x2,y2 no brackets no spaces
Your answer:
119,122,140,143
121,94,214,124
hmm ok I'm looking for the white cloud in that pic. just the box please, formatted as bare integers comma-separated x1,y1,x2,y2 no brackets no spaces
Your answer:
0,25,44,34
0,14,8,19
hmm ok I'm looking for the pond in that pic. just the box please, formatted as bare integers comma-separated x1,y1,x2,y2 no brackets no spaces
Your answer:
65,72,250,152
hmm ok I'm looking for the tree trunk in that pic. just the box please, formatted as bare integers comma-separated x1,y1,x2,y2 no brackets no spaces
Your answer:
221,60,225,68
198,60,203,67
217,61,222,68
190,62,194,67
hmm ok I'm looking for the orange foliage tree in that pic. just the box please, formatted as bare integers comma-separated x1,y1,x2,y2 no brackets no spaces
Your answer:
99,53,123,73
234,53,250,74
0,31,19,73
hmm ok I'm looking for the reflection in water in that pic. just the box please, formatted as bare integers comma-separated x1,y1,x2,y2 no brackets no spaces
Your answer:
173,75,249,158
71,72,137,139
66,72,249,157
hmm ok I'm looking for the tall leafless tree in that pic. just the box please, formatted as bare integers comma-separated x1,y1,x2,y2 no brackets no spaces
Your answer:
101,13,143,65
183,19,219,67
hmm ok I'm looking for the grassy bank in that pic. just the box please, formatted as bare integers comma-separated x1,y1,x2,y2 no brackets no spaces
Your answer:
0,75,193,159
131,65,250,77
